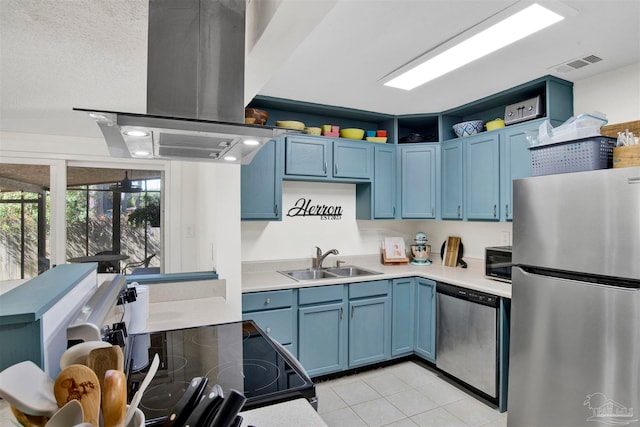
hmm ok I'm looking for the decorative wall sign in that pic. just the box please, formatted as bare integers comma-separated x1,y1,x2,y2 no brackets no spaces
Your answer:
286,197,343,220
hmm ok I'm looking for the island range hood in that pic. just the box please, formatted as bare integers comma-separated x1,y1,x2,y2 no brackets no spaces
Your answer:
75,0,291,164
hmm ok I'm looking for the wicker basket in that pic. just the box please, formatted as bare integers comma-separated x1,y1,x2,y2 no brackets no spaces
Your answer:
529,136,615,176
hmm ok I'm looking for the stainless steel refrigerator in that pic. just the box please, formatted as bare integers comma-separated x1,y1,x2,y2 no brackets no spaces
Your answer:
508,166,640,427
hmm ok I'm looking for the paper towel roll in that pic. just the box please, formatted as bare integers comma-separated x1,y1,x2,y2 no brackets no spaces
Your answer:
128,284,149,334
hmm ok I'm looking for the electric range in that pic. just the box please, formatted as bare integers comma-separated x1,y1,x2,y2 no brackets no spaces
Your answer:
126,320,317,426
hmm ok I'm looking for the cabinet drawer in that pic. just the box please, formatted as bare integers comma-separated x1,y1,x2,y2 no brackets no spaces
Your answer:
242,289,294,311
349,280,390,299
299,285,344,305
242,308,294,345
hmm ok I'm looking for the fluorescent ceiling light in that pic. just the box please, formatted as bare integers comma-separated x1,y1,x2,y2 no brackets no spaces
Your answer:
384,3,564,90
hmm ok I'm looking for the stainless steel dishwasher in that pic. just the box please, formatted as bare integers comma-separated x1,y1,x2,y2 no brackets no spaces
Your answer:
436,282,499,401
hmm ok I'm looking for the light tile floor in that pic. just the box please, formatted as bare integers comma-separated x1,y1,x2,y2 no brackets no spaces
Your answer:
316,361,508,427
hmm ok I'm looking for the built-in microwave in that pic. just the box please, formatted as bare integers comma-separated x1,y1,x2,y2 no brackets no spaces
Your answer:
485,246,512,283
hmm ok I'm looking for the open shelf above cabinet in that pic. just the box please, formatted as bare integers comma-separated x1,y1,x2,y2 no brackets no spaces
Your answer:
248,95,397,143
441,75,573,141
397,114,439,143
247,75,573,145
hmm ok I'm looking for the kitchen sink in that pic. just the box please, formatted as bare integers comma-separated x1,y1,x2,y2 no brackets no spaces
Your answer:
279,265,381,282
283,269,338,281
324,266,382,277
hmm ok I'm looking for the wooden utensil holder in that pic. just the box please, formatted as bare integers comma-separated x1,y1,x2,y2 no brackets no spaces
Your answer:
613,145,640,168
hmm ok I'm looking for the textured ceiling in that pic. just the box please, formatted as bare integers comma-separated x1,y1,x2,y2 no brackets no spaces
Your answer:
0,0,639,142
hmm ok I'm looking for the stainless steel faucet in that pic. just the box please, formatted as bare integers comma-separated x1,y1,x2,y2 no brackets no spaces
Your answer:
313,246,339,268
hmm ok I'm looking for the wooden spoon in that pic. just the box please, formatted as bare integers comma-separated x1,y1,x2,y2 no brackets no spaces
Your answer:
87,345,124,390
102,370,127,427
9,404,48,427
53,364,100,427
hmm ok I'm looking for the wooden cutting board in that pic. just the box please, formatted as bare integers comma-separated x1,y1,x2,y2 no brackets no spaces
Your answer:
443,236,461,267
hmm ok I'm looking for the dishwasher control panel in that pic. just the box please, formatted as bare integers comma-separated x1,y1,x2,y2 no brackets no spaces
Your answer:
437,282,498,307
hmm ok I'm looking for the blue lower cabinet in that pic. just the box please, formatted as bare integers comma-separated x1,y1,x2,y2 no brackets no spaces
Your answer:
242,289,297,357
298,301,347,377
391,277,415,356
348,281,391,367
242,308,294,347
415,278,437,362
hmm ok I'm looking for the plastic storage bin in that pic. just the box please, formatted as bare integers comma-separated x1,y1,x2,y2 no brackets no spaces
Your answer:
529,136,615,176
537,113,608,146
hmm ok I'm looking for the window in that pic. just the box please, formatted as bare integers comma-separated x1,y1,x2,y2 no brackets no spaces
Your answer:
66,167,161,274
0,164,50,280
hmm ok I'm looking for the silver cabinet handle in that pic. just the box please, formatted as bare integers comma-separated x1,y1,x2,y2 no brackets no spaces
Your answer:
335,163,338,175
275,204,279,216
324,162,327,174
457,205,461,218
265,297,271,305
265,327,271,334
431,207,435,217
340,307,343,320
393,206,396,216
505,204,509,217
493,204,497,218
351,306,355,318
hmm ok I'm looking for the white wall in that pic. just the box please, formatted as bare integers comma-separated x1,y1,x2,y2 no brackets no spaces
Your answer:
573,62,640,123
241,181,511,261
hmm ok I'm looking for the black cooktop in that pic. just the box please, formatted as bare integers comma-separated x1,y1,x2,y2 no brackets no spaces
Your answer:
126,320,316,426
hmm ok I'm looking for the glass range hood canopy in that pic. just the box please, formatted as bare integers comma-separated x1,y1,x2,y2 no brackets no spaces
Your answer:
76,108,294,164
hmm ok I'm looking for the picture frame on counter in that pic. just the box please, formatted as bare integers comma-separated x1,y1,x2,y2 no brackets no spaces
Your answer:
384,237,406,260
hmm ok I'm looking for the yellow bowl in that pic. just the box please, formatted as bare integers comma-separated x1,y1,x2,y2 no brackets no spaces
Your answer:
339,128,365,140
276,120,305,130
366,137,387,143
486,118,505,131
305,127,321,135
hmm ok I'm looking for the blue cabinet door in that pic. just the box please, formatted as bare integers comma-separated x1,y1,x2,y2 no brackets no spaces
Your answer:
441,140,463,220
401,145,439,219
374,145,396,218
392,277,415,356
348,295,391,367
415,278,436,362
499,121,536,221
241,139,282,220
285,136,330,177
465,134,500,220
333,140,373,180
298,301,347,377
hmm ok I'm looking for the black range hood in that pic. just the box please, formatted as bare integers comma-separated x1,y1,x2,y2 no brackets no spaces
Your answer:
75,0,292,164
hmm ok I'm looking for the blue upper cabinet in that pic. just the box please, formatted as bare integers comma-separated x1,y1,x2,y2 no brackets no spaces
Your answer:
400,144,440,219
499,120,539,221
441,140,464,220
284,136,373,182
241,138,283,221
333,139,374,180
285,136,331,178
465,134,500,220
373,144,396,219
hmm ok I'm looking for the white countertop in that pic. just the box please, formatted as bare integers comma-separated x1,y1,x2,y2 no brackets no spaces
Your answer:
240,398,327,427
242,254,512,298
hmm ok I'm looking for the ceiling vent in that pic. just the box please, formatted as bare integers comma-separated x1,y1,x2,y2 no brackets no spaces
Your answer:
551,54,603,74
